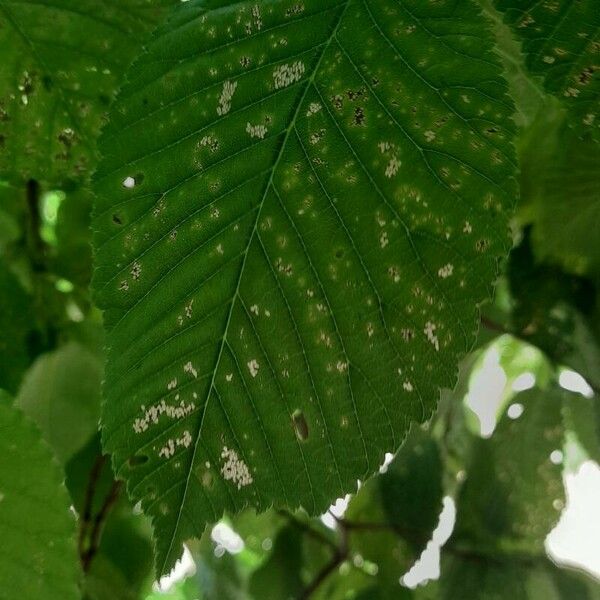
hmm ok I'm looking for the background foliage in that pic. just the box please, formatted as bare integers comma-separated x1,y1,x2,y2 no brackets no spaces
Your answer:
0,0,599,598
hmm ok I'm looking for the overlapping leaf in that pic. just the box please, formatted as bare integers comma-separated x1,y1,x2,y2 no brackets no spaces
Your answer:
93,0,516,573
494,0,600,142
0,0,176,186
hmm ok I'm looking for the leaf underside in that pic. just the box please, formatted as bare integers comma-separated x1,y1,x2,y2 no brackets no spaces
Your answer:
93,0,516,574
494,0,600,143
0,0,175,186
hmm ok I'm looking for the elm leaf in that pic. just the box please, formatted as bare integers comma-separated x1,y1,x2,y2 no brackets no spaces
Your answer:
93,0,517,574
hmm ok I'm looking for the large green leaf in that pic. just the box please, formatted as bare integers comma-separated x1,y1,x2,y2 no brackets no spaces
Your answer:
0,393,80,599
494,0,600,142
0,0,176,186
93,0,516,574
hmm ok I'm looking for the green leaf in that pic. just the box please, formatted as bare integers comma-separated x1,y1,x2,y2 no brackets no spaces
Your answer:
0,393,80,599
563,392,600,466
426,556,600,600
16,341,102,462
345,426,443,588
520,114,600,279
248,525,304,600
454,386,565,554
93,0,517,574
0,261,32,393
0,0,176,186
494,0,600,142
479,0,548,129
507,230,600,389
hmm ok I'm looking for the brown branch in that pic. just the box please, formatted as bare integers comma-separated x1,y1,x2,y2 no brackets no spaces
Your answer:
81,480,123,572
25,179,47,272
78,454,107,558
278,510,338,552
480,315,510,335
299,522,348,600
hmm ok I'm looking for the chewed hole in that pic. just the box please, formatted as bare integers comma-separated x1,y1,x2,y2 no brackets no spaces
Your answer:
112,213,123,225
292,409,309,441
334,247,345,260
128,454,149,467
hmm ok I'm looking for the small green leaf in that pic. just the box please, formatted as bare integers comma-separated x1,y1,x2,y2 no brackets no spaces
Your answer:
0,393,80,599
93,0,516,574
16,341,102,462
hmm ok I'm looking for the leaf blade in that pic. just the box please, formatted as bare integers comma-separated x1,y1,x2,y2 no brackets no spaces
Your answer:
0,393,81,599
93,0,517,574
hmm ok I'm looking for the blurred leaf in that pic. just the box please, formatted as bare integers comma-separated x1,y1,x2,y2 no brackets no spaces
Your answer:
248,525,304,600
429,556,600,600
507,230,600,390
16,341,102,462
54,188,94,287
345,427,443,592
454,386,565,554
188,533,247,600
0,0,177,186
563,393,600,467
144,578,200,600
519,112,600,279
0,393,81,599
0,260,33,392
85,555,138,600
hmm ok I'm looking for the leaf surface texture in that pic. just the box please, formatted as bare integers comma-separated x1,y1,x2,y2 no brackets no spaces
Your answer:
93,0,517,573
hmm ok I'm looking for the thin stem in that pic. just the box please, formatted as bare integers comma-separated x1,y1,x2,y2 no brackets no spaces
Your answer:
81,480,123,572
78,454,107,558
300,522,348,600
25,179,47,272
278,510,338,552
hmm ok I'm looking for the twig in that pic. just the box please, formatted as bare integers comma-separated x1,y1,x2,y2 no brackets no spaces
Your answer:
480,315,510,335
78,454,107,558
82,480,123,572
278,510,338,552
299,522,349,600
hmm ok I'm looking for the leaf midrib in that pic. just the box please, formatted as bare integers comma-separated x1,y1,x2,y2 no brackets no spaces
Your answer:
159,0,352,571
